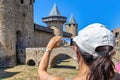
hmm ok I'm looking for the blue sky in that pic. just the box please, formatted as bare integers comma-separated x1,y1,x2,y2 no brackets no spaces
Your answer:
34,0,120,31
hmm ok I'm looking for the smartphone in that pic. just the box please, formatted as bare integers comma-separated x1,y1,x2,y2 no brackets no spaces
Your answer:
57,38,73,46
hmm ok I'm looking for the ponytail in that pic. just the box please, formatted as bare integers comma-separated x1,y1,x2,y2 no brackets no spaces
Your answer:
79,46,115,80
87,46,115,80
88,56,115,80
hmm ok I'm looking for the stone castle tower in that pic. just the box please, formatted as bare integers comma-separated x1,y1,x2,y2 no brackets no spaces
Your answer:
65,14,78,37
42,4,67,36
0,0,35,67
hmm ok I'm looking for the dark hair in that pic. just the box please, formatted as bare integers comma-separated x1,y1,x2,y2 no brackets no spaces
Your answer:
78,46,115,80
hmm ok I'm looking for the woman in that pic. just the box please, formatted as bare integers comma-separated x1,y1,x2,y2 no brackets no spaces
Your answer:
38,23,116,80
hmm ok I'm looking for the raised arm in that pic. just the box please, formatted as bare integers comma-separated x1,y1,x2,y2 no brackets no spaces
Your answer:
38,36,64,80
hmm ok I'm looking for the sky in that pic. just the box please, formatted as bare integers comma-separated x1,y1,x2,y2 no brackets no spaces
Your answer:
34,0,120,31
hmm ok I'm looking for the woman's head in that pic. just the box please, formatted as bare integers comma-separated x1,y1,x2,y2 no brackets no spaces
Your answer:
73,23,115,58
73,23,115,80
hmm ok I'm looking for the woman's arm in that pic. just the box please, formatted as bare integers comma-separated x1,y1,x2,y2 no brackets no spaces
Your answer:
38,51,53,80
38,36,64,80
38,50,51,71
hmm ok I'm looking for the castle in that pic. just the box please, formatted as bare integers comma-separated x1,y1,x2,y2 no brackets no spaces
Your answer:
0,0,78,67
0,0,120,68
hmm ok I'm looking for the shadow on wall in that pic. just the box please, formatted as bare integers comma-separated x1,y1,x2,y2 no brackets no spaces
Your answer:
0,68,19,79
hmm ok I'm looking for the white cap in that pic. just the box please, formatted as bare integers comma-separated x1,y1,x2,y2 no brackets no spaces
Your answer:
73,23,115,57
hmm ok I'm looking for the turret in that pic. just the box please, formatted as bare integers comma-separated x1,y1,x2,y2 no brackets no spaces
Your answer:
42,4,66,36
65,14,78,37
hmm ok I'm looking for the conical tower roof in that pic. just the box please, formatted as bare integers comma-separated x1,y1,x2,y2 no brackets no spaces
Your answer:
49,4,61,16
66,14,77,24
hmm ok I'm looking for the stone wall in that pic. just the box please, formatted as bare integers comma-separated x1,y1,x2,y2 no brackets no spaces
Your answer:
110,28,120,64
0,0,35,67
0,0,17,67
112,28,120,46
0,43,15,67
26,48,45,66
0,55,16,68
16,49,26,64
113,47,120,64
15,0,35,48
34,30,54,47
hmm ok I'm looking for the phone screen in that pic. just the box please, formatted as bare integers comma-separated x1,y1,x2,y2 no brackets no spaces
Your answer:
58,38,73,46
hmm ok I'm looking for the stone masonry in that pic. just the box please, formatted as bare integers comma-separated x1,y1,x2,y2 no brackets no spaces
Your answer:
112,28,120,47
0,1,78,67
26,47,77,68
0,0,35,67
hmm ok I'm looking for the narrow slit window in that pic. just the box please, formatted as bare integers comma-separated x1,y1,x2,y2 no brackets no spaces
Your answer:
115,32,119,38
30,0,33,4
21,0,24,4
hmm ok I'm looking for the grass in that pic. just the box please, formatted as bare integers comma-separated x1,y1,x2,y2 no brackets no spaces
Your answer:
0,53,120,80
0,58,79,80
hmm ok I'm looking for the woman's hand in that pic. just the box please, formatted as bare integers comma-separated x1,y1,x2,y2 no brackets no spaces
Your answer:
46,36,62,51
